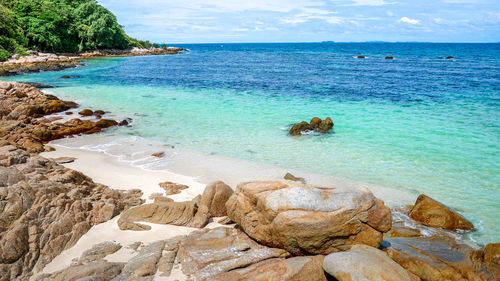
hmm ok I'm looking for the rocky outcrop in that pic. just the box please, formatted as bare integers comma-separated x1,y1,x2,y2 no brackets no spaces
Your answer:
0,82,122,153
409,194,474,230
323,244,414,281
386,55,394,59
225,181,392,255
118,181,233,230
383,237,499,281
212,256,328,281
0,146,143,281
79,47,186,58
0,53,81,76
177,227,291,280
289,117,334,136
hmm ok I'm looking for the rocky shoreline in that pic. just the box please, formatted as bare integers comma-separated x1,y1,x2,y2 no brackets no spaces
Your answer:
0,81,498,281
0,47,186,76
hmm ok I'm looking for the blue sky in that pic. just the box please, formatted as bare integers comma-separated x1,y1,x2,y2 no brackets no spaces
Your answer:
98,0,500,43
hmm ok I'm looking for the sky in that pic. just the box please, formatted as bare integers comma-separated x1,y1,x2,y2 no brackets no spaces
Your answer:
98,0,500,43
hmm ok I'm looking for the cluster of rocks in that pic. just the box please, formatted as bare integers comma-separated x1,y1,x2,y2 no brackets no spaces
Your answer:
0,52,81,76
0,145,144,281
25,179,500,281
289,116,334,136
0,82,125,152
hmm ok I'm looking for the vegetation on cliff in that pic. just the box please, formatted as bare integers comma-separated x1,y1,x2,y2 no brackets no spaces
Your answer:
0,0,159,61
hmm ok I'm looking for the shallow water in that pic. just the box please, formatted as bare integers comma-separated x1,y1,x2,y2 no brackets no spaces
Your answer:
3,43,499,244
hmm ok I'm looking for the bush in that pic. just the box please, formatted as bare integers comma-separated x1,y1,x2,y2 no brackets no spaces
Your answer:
0,49,11,62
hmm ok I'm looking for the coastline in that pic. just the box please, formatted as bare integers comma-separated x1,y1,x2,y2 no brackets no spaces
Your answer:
1,78,498,279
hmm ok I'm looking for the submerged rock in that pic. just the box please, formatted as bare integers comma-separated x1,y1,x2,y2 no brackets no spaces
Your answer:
323,244,413,281
446,56,454,59
385,55,394,59
383,237,499,281
409,194,474,230
289,117,334,136
284,172,306,184
225,181,392,255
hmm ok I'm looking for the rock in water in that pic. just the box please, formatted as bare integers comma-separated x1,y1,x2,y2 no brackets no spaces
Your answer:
385,55,394,59
383,237,499,281
357,55,366,58
310,117,322,129
225,181,392,255
323,244,413,281
409,194,474,230
319,117,333,132
177,227,290,280
289,121,312,136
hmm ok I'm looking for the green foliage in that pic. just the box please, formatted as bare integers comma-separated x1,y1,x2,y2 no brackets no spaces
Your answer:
0,0,161,55
0,49,10,62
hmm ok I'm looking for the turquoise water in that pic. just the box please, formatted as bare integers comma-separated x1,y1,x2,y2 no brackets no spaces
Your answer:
3,43,499,243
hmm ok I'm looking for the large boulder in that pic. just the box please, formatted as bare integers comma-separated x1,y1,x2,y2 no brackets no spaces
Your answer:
212,256,328,281
383,237,499,281
323,244,414,281
225,181,392,255
177,227,290,280
198,181,233,217
409,194,474,230
289,117,334,136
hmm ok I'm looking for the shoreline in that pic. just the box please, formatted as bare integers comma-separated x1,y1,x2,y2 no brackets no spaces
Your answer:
0,47,186,76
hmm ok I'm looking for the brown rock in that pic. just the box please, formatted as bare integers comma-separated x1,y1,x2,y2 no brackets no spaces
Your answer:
310,117,322,129
284,172,306,184
225,181,392,255
78,241,122,264
93,110,105,116
318,117,334,132
323,244,413,281
409,194,474,230
53,157,77,164
289,121,312,136
152,151,165,157
383,237,498,281
386,55,394,59
78,109,93,116
385,222,423,238
117,200,208,230
212,256,328,281
64,112,73,115
95,119,118,128
177,227,290,280
357,55,366,58
217,216,234,225
118,119,128,126
159,181,188,195
484,243,500,264
51,261,123,281
199,181,233,217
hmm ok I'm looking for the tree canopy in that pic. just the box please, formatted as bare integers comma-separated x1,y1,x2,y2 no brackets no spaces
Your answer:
0,0,156,61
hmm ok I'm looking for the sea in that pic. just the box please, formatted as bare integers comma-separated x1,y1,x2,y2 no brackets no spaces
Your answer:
3,43,499,244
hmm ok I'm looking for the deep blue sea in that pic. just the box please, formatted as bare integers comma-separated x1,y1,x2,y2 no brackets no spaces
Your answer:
4,43,500,243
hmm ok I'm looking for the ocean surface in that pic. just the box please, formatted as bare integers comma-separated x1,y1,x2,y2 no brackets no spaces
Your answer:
3,43,499,244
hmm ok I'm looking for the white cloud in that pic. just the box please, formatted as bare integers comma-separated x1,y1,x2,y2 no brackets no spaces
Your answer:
349,0,394,6
398,16,420,24
386,11,394,16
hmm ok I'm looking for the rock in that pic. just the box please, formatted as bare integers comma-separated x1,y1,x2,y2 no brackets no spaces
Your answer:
118,120,128,126
117,201,207,230
289,117,334,136
93,110,105,116
212,256,328,281
484,243,500,264
310,117,322,129
53,157,77,164
151,152,165,158
383,237,498,281
79,241,122,264
22,82,54,89
385,55,394,59
323,244,413,281
357,55,366,58
289,121,312,136
50,261,124,281
177,227,290,280
225,181,392,255
284,172,306,184
446,56,454,59
217,216,234,224
78,109,93,116
112,240,165,280
95,119,118,128
385,222,423,238
60,75,71,79
159,181,188,195
198,181,233,217
408,194,474,230
0,146,143,280
318,117,334,132
64,112,73,115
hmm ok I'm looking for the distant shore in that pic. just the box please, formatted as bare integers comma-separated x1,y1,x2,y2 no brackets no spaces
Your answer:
0,47,186,76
